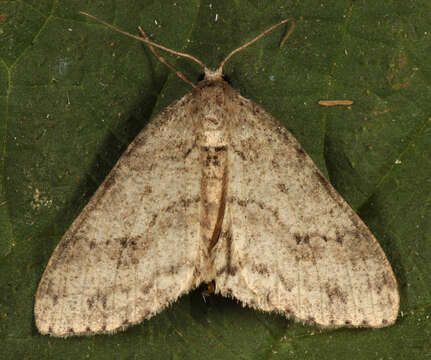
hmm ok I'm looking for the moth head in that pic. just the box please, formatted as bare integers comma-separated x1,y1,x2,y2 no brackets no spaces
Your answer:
203,68,224,82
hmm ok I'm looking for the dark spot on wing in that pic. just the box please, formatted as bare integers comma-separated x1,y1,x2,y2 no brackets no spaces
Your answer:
163,196,200,213
277,183,288,193
325,282,348,304
376,283,383,294
168,265,180,275
143,185,152,195
233,147,246,160
295,146,306,157
237,198,247,207
102,295,107,309
87,298,94,309
314,171,341,205
141,311,150,321
102,173,116,194
295,233,310,245
215,145,227,152
271,159,280,169
252,263,270,277
266,293,273,306
285,308,295,317
279,274,294,292
335,232,344,244
225,230,236,276
184,147,193,158
149,214,158,227
141,284,152,295
183,141,197,159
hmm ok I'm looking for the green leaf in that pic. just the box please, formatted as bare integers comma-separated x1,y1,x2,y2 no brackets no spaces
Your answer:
1,0,430,359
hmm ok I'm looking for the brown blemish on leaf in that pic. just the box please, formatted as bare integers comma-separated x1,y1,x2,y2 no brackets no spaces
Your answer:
318,100,354,106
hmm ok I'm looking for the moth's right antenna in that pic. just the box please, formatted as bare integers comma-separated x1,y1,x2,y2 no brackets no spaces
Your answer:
217,18,296,74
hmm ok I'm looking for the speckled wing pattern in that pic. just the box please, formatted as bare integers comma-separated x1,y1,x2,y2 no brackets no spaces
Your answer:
213,93,399,327
35,80,399,337
35,93,203,337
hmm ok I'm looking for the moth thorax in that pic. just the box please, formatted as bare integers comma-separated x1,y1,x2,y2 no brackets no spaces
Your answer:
197,129,227,147
197,111,229,147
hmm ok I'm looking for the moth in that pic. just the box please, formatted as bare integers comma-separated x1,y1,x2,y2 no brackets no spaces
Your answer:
34,13,399,337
